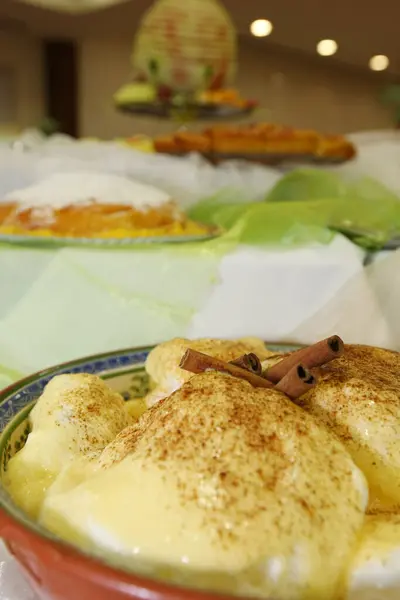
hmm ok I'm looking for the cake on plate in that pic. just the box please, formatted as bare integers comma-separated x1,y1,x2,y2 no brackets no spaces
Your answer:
0,172,209,239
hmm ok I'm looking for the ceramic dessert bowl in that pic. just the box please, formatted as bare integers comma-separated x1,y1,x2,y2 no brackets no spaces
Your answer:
0,344,294,600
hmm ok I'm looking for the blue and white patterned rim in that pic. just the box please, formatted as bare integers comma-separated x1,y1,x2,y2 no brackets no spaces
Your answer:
0,347,151,433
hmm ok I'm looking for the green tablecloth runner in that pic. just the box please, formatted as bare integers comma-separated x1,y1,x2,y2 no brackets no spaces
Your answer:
189,171,400,250
0,239,230,379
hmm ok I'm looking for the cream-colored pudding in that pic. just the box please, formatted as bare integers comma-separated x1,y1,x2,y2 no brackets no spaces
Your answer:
346,513,400,600
144,336,274,407
292,345,400,504
41,372,367,600
4,374,131,518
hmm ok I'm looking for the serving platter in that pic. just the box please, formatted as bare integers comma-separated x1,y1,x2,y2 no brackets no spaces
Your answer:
0,231,218,248
209,152,351,167
155,150,352,167
331,225,400,250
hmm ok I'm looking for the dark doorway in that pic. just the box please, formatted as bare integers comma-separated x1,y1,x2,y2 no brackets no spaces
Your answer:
43,39,78,137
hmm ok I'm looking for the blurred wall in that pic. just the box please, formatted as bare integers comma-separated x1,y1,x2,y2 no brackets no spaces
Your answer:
0,30,44,134
79,35,393,138
0,27,392,138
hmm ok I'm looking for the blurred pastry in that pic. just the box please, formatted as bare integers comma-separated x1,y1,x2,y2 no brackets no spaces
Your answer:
205,123,275,153
195,88,248,108
41,371,367,599
153,135,181,154
0,172,205,238
206,124,318,155
316,134,356,160
263,127,318,155
154,132,212,154
4,373,131,518
144,336,273,406
174,132,212,153
153,123,355,162
0,203,14,224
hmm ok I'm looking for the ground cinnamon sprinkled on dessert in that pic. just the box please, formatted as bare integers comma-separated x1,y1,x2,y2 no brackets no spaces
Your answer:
96,370,365,567
293,344,400,505
30,373,131,455
367,505,400,516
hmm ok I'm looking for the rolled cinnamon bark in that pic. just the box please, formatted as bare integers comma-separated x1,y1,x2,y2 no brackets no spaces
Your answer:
230,353,262,375
180,349,273,389
265,335,344,383
275,364,316,399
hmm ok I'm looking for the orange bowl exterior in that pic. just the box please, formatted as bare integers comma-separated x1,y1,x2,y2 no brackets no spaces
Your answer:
0,507,243,600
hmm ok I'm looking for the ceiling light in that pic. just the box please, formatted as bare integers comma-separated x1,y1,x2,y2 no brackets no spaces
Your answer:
369,55,389,71
250,19,273,37
316,39,338,57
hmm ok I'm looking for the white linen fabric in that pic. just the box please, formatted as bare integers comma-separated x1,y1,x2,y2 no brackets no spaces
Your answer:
0,236,365,376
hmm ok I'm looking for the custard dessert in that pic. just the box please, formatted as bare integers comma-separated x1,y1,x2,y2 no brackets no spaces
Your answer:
4,336,400,600
289,345,400,505
41,371,366,600
144,336,273,406
4,373,131,518
346,512,400,600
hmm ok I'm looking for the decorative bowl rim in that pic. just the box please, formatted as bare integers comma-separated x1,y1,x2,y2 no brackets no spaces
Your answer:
0,344,154,402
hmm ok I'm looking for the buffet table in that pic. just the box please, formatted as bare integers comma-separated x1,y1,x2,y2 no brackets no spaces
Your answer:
0,234,365,386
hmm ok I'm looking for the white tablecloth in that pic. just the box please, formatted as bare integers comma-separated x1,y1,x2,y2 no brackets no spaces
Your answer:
0,235,365,383
189,236,364,340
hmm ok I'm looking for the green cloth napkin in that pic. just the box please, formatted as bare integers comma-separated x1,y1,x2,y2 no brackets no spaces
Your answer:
189,170,400,250
265,169,347,203
189,193,334,247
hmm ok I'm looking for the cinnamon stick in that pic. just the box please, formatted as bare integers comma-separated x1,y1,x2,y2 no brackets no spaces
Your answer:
275,364,317,399
179,349,273,389
230,353,262,375
265,335,344,383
